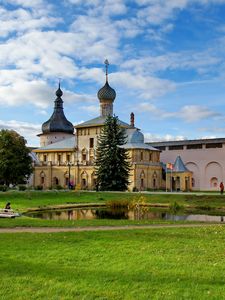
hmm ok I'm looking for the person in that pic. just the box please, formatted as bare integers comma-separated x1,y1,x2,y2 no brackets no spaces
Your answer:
220,182,224,195
5,202,11,211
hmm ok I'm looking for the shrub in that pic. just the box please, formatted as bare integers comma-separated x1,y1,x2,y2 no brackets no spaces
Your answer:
34,185,43,190
0,185,8,192
169,201,183,214
53,185,63,190
132,187,139,192
107,200,129,209
18,185,27,191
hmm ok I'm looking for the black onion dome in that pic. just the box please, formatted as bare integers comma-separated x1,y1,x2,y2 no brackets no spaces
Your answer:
97,81,116,101
42,85,74,134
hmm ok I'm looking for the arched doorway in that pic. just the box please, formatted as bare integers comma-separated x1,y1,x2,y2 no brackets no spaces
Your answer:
140,170,145,190
53,177,59,186
81,171,88,189
210,177,218,188
40,171,45,187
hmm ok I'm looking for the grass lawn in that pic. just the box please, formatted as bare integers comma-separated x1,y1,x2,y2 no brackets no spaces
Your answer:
1,226,225,299
0,190,225,212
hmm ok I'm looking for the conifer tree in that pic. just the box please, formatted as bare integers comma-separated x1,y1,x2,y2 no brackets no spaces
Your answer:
95,115,130,191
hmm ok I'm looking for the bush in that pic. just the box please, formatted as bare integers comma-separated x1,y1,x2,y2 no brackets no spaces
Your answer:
0,185,8,192
34,185,43,190
132,187,139,192
53,185,63,190
107,200,129,209
18,185,27,191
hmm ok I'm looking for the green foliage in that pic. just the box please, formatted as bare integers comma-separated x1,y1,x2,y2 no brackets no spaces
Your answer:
34,185,43,190
18,185,27,191
0,130,33,186
107,199,129,209
132,186,139,192
0,184,8,192
169,201,183,214
95,115,130,191
53,184,63,190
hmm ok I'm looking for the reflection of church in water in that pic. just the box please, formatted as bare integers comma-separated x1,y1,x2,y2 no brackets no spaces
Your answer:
34,60,225,191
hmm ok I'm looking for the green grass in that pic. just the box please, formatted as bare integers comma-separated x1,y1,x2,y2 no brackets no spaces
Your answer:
1,226,225,299
0,215,193,228
1,190,225,212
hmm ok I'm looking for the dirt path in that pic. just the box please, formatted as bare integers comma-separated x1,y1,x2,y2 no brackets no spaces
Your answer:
0,223,223,233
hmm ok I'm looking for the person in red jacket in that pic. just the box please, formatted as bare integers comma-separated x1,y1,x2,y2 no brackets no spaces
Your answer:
220,182,224,195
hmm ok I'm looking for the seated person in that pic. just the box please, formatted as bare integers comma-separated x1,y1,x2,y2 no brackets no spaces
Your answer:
5,202,11,211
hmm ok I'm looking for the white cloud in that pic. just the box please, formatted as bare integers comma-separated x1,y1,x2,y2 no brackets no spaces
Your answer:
144,132,187,142
137,103,220,122
178,105,220,122
0,119,41,146
111,72,175,100
79,105,99,115
0,79,95,108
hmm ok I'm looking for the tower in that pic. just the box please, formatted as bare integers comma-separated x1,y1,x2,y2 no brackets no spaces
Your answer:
38,83,74,147
97,59,116,117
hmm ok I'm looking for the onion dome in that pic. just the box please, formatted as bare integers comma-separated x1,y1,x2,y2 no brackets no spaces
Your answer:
97,59,116,102
127,129,144,144
42,83,74,134
97,81,116,101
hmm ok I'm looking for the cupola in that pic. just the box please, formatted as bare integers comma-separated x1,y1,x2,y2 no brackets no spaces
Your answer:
97,59,116,117
42,83,74,134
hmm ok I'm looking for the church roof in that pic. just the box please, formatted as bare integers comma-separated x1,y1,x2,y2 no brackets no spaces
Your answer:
34,136,77,152
75,116,132,128
173,156,191,172
41,84,74,134
120,128,160,151
97,81,116,102
120,143,160,151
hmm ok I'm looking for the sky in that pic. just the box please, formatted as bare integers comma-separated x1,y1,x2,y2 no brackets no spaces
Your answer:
1,0,225,146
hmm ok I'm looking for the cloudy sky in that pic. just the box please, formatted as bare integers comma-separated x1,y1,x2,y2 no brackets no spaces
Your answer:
1,0,225,146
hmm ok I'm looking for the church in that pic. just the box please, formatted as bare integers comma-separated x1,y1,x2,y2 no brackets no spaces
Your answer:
33,63,166,191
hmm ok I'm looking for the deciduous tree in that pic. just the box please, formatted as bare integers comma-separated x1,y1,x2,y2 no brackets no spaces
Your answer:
0,130,33,186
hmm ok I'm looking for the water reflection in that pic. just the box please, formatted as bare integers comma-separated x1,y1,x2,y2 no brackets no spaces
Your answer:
25,207,225,223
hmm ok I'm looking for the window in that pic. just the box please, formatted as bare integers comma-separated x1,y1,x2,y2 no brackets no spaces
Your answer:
187,144,202,149
206,143,222,149
156,146,166,151
168,145,183,150
89,138,94,148
58,154,61,163
43,154,47,162
140,151,143,161
67,154,71,162
149,152,152,161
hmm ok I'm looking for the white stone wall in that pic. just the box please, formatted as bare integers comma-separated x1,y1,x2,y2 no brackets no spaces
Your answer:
159,144,225,190
40,132,74,147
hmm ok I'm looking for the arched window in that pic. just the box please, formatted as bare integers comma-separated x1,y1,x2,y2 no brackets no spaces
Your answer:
40,171,45,185
82,148,87,161
210,177,218,188
53,177,59,186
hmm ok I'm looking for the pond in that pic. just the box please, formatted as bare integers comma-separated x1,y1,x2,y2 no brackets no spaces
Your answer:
25,207,225,223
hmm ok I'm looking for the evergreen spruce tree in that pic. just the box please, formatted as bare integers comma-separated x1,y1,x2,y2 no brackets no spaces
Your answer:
95,115,130,191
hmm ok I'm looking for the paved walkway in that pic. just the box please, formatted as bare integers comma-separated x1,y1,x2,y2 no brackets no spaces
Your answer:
0,223,223,233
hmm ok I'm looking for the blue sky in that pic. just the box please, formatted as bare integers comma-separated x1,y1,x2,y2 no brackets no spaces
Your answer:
1,0,225,146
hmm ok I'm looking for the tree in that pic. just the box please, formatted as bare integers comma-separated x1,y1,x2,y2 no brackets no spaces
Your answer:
95,115,130,191
0,130,33,186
